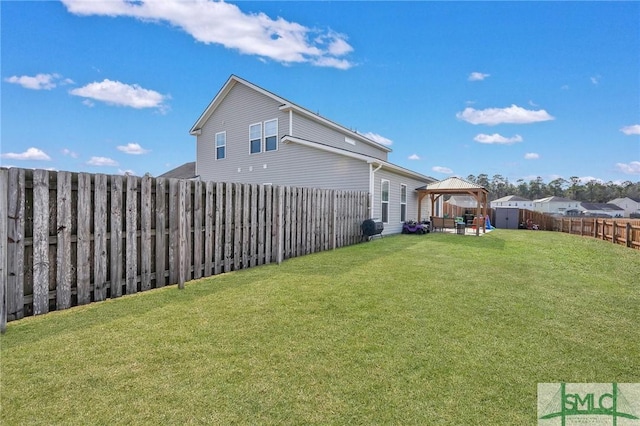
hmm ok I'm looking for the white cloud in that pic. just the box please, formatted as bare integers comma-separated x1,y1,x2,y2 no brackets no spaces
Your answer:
524,153,540,160
117,143,150,155
457,105,555,126
4,73,69,90
62,148,79,158
468,72,490,81
620,124,640,135
1,147,51,161
590,75,601,85
615,161,640,175
70,79,169,111
61,0,354,70
118,169,136,176
87,156,119,166
432,166,453,174
408,154,420,160
359,132,393,146
473,133,523,145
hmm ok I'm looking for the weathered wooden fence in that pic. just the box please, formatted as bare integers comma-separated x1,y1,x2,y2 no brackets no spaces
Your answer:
0,167,369,327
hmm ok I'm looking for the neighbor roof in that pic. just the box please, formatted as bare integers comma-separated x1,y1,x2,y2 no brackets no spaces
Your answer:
491,195,531,203
580,202,624,211
158,161,196,179
534,196,576,203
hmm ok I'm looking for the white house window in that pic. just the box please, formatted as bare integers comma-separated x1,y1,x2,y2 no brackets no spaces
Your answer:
265,119,278,151
250,123,262,154
215,131,226,160
400,184,407,222
381,179,389,223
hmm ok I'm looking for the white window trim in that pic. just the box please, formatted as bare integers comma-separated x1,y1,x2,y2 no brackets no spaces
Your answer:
381,179,390,224
400,183,407,223
215,131,226,160
264,118,278,152
249,122,262,155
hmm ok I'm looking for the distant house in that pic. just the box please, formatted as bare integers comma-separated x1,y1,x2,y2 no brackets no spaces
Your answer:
490,195,533,210
579,202,624,217
608,197,640,217
532,196,581,214
187,75,436,234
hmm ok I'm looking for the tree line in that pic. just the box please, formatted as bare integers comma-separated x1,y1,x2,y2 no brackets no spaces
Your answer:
465,174,640,203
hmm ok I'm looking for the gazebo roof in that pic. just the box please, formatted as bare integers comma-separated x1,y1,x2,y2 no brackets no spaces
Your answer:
416,176,488,194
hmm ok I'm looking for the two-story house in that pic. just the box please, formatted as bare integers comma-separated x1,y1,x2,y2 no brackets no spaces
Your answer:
188,75,436,234
532,196,581,214
608,197,640,218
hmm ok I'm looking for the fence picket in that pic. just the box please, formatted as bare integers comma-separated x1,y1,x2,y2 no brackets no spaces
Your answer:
76,173,92,305
155,178,167,287
0,169,8,332
140,175,152,291
204,181,214,277
110,175,123,298
94,174,108,301
7,168,25,319
32,169,49,315
56,172,72,309
125,175,138,295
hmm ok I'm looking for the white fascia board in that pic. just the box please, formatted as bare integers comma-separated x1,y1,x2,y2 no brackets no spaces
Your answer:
279,104,392,153
282,136,433,183
190,75,290,135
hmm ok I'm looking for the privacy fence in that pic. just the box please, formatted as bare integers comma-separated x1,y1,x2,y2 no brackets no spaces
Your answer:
519,209,640,250
0,167,369,330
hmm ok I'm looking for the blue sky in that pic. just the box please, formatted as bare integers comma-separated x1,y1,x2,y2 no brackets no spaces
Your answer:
2,1,639,185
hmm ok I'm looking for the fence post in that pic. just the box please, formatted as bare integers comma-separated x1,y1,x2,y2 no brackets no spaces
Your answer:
0,169,8,333
612,220,616,245
627,222,632,248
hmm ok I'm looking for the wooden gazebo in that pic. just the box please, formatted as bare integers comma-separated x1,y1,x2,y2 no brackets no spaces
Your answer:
416,177,489,236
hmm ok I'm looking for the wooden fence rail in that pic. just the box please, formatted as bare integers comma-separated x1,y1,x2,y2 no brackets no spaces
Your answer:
0,168,369,327
554,217,640,249
518,209,640,250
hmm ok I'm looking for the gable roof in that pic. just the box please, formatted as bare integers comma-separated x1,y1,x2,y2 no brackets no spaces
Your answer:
158,162,196,179
189,74,392,153
491,195,531,203
580,202,624,212
609,197,640,204
417,176,487,192
533,196,576,203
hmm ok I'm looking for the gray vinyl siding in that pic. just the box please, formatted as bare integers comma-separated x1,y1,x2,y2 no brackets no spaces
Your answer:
291,113,388,161
196,84,370,190
197,83,289,180
202,140,371,190
371,169,431,235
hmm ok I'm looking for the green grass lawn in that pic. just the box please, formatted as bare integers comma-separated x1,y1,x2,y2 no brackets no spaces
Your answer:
1,230,639,425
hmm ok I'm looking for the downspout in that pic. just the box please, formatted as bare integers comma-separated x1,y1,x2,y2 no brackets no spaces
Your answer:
369,162,382,219
289,110,293,136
